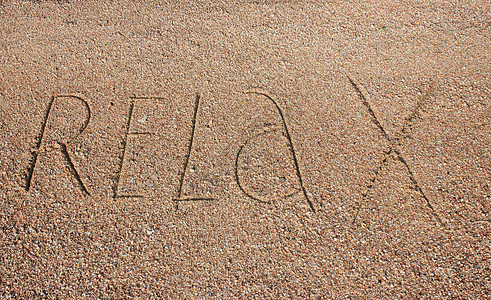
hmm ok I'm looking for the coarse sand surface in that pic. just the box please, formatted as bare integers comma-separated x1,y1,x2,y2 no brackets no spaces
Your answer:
0,0,490,298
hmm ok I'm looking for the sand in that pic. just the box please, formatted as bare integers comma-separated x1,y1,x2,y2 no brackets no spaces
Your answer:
0,0,490,298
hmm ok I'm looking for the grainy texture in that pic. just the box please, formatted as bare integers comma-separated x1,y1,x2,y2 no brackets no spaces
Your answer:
0,0,490,298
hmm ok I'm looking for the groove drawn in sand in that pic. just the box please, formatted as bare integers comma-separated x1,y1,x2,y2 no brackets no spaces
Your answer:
25,95,91,195
173,93,216,209
235,127,301,203
347,74,444,227
112,97,143,199
59,142,90,195
235,89,315,212
25,96,54,191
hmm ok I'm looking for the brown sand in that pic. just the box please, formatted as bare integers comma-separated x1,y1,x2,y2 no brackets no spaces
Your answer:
0,0,490,298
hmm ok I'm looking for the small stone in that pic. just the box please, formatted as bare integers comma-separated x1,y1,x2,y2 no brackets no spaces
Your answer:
138,115,148,124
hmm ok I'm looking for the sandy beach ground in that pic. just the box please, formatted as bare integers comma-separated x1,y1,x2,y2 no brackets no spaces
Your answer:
0,0,489,298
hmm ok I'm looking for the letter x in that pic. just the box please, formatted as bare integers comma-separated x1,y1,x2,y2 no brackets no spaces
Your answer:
348,75,444,227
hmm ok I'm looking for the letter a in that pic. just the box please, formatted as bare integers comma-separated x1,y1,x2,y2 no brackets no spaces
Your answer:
235,89,315,212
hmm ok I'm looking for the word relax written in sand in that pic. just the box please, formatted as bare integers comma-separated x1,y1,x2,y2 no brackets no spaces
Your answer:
22,78,443,225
